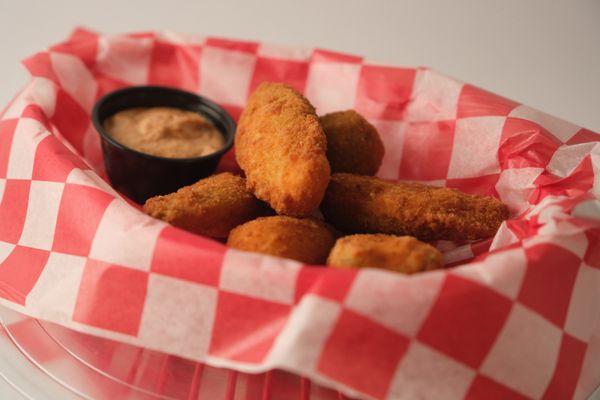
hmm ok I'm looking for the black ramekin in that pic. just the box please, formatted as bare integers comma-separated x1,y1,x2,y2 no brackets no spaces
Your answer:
92,86,236,204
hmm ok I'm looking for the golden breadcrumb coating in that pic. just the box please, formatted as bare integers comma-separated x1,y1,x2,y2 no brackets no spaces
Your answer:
235,82,330,216
227,216,337,264
143,173,269,239
321,173,509,241
327,234,443,274
319,110,384,175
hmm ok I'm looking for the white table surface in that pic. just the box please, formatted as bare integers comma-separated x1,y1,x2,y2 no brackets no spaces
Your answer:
0,1,599,398
0,0,599,132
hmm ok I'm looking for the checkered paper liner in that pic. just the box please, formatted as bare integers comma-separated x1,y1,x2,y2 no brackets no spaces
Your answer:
0,27,599,400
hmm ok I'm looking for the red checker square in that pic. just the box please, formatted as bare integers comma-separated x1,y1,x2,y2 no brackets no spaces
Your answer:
532,157,594,203
216,148,242,175
22,52,59,82
52,183,115,256
220,104,243,123
584,229,600,269
417,274,513,368
446,174,501,197
0,179,31,243
466,375,529,400
68,27,98,41
151,226,225,286
499,117,561,170
567,128,600,145
0,119,18,178
21,104,52,127
95,74,129,99
209,291,290,363
457,84,519,118
128,32,155,40
249,57,309,94
355,65,416,120
32,135,87,182
51,29,99,70
148,40,201,92
294,267,357,304
399,120,455,181
318,309,409,399
51,90,90,154
519,244,581,327
73,259,148,335
0,246,49,305
542,334,587,400
205,37,259,54
312,48,362,63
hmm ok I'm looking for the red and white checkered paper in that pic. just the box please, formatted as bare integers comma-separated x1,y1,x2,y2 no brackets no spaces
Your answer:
0,27,599,400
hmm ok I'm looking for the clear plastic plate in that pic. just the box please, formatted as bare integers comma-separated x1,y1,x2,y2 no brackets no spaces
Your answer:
0,306,348,400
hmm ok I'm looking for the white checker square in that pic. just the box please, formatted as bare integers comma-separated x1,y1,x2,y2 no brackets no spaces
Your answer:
447,116,505,179
489,222,519,251
220,248,301,304
593,150,600,199
345,268,445,336
199,46,256,106
304,61,361,114
547,142,596,178
573,200,600,222
18,180,64,250
536,204,569,225
89,199,163,270
156,30,204,45
257,43,312,61
0,241,15,264
371,120,406,180
531,221,588,258
26,252,86,319
96,35,153,85
451,248,526,299
404,68,463,122
509,105,580,143
82,124,103,169
480,303,562,399
495,167,544,215
267,295,341,370
66,168,120,197
3,77,57,120
565,264,600,342
138,274,218,359
50,52,98,112
388,342,475,400
0,178,5,203
6,118,50,180
522,195,565,220
442,244,474,265
573,328,600,400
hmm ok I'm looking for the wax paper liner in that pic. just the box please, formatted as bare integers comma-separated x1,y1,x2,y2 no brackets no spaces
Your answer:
0,27,599,400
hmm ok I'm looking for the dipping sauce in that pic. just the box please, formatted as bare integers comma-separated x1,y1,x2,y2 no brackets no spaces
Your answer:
103,107,225,158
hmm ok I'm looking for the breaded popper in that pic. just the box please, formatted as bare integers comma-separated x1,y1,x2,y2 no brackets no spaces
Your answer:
143,173,268,239
328,234,443,274
319,110,384,175
227,216,337,264
236,82,330,217
321,173,508,241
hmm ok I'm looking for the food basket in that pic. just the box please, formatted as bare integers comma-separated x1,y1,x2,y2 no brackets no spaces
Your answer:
0,27,598,399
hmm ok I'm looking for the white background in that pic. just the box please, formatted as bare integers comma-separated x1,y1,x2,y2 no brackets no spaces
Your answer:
0,1,599,398
0,0,599,132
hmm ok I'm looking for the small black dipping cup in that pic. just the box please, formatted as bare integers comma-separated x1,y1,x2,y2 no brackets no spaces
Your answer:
92,86,236,204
